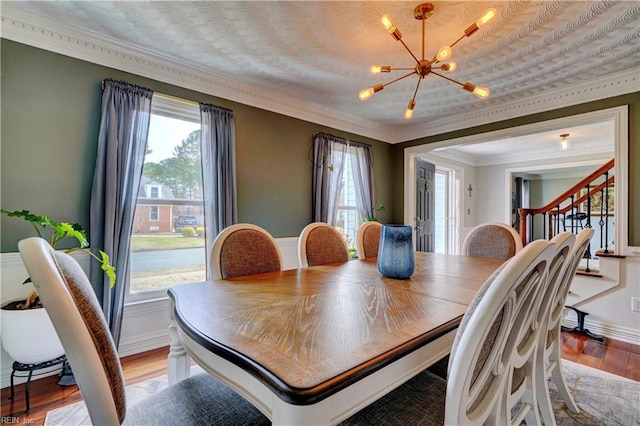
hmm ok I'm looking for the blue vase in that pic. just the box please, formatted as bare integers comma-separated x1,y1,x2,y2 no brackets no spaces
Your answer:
377,225,414,279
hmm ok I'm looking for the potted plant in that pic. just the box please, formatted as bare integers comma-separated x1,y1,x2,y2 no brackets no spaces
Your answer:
1,209,115,365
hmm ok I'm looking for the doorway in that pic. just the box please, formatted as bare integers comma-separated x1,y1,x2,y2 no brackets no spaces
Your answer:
434,167,461,254
404,106,628,255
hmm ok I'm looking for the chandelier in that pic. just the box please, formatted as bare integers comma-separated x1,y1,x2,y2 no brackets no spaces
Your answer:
359,3,496,119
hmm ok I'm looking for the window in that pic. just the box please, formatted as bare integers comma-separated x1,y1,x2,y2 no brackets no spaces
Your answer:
433,165,461,254
334,152,359,251
128,95,205,298
149,206,159,221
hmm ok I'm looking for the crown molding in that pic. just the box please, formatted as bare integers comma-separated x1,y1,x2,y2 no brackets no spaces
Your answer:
1,5,637,144
0,6,394,143
397,68,639,143
434,140,614,167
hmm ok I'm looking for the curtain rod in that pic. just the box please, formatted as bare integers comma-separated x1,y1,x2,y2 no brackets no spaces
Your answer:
314,131,372,148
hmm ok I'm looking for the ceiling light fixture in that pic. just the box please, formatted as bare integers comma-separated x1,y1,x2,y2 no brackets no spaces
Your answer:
359,3,496,119
559,133,570,150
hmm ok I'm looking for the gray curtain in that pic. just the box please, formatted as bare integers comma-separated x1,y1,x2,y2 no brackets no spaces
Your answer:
312,133,374,223
200,103,237,279
90,79,153,346
350,141,375,220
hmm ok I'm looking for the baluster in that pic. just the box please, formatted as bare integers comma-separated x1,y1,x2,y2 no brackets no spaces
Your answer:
603,171,610,254
531,212,535,243
584,183,592,271
570,194,576,234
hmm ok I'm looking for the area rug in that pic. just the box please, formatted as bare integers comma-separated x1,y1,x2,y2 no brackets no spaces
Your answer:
44,361,639,425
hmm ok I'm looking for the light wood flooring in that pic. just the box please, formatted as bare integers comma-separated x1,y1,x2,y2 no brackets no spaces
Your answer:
2,331,639,424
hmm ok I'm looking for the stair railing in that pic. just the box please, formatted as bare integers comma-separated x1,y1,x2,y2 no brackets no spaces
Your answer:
518,159,614,269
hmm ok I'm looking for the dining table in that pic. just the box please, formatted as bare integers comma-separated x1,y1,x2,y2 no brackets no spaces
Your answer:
166,252,504,425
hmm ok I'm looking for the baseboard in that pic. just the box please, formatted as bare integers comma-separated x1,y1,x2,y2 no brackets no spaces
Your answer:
562,315,640,345
118,331,170,358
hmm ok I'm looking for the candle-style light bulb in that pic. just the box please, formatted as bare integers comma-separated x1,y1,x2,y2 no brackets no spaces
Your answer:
464,7,497,37
463,82,490,98
442,62,457,71
381,15,394,31
371,65,391,74
358,83,384,101
404,99,416,119
473,86,490,98
359,87,375,101
436,46,452,62
477,8,497,27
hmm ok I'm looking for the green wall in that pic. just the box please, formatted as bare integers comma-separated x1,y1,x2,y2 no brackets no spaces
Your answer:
3,38,637,250
391,92,640,246
0,39,393,252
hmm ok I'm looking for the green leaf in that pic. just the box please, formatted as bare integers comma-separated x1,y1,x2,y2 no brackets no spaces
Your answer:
53,222,89,248
3,209,116,289
99,250,117,288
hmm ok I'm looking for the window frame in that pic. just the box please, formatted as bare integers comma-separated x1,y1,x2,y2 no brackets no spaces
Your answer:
126,94,203,304
149,205,159,221
333,149,361,250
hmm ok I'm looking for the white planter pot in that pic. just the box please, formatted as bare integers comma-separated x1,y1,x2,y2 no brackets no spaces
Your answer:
1,301,65,365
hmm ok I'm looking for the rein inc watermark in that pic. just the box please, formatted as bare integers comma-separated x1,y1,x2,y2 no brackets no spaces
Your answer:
1,417,35,424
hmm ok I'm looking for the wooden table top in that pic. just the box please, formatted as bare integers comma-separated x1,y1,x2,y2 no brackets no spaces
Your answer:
168,252,503,405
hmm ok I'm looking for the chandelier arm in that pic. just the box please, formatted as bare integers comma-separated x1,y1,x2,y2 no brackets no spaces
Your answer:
421,16,426,61
430,71,465,87
448,34,466,50
389,67,418,71
398,38,420,64
431,34,466,63
411,76,422,102
382,71,419,88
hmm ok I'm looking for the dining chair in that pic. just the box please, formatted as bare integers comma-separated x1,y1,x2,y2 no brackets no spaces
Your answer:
356,221,382,259
502,231,574,426
536,228,594,425
462,221,523,260
341,239,555,425
18,237,270,426
298,222,349,267
210,223,283,279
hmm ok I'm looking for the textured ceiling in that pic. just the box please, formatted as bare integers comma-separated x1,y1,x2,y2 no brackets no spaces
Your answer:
2,1,639,142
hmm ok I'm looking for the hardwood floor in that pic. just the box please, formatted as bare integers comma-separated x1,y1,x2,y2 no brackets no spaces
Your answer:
2,332,639,425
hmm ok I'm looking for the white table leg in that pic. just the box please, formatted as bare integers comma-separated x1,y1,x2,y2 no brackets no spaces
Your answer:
167,304,190,385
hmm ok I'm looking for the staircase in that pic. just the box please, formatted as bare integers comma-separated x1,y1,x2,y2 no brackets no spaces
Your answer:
518,158,615,264
517,159,623,339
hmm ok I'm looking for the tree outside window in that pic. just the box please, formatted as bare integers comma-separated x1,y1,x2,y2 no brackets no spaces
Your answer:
129,97,205,297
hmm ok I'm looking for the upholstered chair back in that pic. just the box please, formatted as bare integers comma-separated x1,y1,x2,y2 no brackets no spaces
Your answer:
357,221,382,259
19,238,126,424
462,222,523,260
211,223,283,280
298,222,349,267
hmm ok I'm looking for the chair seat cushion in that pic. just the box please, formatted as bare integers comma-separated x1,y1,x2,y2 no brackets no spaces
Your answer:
125,373,270,425
340,370,445,425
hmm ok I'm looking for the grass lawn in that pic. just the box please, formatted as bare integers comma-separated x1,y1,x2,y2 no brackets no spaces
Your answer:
131,235,205,251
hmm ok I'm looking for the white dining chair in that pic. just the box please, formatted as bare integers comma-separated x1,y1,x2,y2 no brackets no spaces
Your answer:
298,222,349,267
356,221,382,259
210,223,283,279
462,222,523,260
536,228,594,424
18,237,270,425
341,239,555,425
